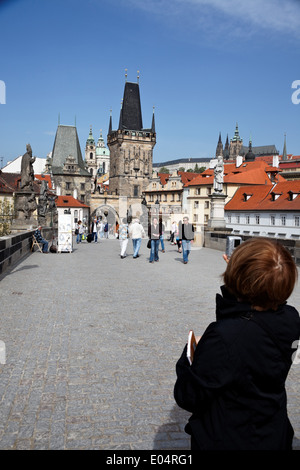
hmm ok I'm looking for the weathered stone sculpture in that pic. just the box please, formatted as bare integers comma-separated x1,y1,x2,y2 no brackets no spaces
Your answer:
12,144,37,229
37,180,48,220
20,144,36,190
213,155,224,193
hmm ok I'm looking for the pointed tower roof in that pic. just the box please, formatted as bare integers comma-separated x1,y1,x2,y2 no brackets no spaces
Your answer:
118,81,143,131
108,109,112,135
86,125,95,145
231,122,241,142
216,132,223,157
282,133,287,161
224,134,230,160
151,106,156,134
96,130,110,157
245,135,255,161
51,125,90,176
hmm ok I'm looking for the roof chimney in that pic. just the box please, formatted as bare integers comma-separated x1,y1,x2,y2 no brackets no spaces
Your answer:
236,155,243,167
272,155,279,168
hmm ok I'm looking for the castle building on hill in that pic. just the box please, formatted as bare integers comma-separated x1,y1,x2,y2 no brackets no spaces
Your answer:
215,123,279,161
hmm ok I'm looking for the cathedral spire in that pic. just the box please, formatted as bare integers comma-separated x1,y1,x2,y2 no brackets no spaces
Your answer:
216,132,223,157
282,133,287,161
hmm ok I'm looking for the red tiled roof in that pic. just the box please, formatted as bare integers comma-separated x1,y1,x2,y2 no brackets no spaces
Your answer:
157,173,170,185
178,171,199,185
157,171,199,186
35,174,53,189
186,160,285,187
225,181,300,211
0,172,41,194
55,195,89,208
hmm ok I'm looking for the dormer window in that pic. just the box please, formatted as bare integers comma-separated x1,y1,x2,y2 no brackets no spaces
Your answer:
243,193,252,201
288,191,299,201
271,192,282,201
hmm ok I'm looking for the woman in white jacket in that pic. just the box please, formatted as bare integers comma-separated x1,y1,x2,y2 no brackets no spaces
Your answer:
129,218,145,258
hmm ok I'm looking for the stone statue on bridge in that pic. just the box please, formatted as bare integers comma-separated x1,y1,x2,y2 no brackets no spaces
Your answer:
20,144,36,190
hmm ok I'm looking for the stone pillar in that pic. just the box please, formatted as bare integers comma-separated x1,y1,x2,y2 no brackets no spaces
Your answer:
207,193,227,229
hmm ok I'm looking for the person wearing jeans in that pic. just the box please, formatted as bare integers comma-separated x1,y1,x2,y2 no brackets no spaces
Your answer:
34,226,49,253
179,216,194,264
148,217,161,263
129,218,145,258
159,218,165,252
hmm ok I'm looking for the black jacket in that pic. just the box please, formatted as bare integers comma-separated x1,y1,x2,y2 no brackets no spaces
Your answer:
178,221,194,240
174,286,300,450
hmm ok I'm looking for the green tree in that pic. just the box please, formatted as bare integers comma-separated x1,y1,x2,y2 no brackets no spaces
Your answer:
194,164,206,173
159,167,170,173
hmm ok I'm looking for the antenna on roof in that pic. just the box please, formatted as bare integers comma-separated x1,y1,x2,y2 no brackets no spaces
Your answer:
125,68,128,82
58,113,60,125
137,70,140,83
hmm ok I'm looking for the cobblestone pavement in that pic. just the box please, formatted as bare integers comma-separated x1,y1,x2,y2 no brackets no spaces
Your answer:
0,237,299,450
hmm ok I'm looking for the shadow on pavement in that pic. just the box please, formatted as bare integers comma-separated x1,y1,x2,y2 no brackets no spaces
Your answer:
152,404,190,450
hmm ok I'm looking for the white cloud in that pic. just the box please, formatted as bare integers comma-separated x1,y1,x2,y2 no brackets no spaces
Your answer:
126,0,300,38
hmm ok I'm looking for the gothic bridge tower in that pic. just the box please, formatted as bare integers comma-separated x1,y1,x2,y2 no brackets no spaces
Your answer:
107,75,156,199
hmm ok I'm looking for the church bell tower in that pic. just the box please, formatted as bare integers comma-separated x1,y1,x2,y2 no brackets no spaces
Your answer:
107,73,156,198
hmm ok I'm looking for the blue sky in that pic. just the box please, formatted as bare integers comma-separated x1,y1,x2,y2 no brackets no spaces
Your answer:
0,0,300,166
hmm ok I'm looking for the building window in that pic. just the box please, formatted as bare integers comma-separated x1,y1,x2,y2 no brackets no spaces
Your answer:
270,215,275,226
205,201,209,209
295,216,300,227
164,194,167,202
90,152,93,159
134,185,139,197
193,214,198,222
194,201,199,209
236,215,240,224
195,188,200,195
66,182,71,190
255,215,260,225
246,215,250,224
281,216,286,226
81,183,85,191
228,215,231,223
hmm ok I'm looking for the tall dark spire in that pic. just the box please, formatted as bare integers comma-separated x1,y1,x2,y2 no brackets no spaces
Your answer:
108,109,112,135
216,132,223,157
245,135,255,161
151,106,156,134
224,134,230,160
118,81,143,131
282,133,287,161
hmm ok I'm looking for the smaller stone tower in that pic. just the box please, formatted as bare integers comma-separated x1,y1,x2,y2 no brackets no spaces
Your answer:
85,126,96,177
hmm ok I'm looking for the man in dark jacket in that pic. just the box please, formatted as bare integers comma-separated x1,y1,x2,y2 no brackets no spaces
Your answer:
178,216,194,264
